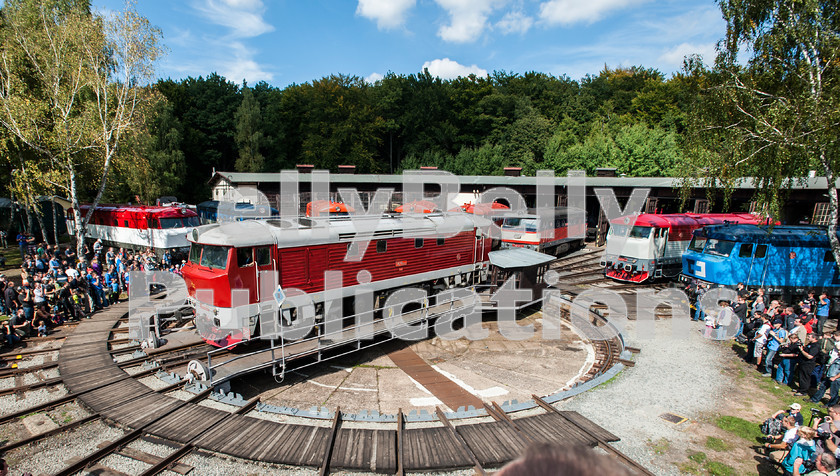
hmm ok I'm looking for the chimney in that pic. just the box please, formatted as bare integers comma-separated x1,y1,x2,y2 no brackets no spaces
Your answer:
595,168,617,177
338,165,356,174
296,164,314,174
504,167,522,177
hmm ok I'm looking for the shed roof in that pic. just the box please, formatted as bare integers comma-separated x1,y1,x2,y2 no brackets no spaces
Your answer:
488,248,556,269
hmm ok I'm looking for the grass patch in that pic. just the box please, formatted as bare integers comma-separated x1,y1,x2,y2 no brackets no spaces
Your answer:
705,460,737,476
716,415,764,443
688,451,707,463
683,451,737,475
1,245,22,270
650,438,670,455
705,436,733,452
678,461,703,475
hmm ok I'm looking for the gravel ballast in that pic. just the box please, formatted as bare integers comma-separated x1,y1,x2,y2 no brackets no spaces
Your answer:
557,318,727,475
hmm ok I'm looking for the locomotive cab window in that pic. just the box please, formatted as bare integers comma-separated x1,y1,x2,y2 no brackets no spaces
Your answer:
255,247,271,266
236,248,253,267
825,250,836,263
706,239,736,257
377,240,387,253
199,245,230,269
688,237,707,252
113,219,118,226
738,243,754,258
415,238,424,249
629,226,652,239
123,220,129,227
189,244,201,264
437,237,445,246
755,244,768,259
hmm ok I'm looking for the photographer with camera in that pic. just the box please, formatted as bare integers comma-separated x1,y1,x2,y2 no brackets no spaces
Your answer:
766,416,801,462
814,407,840,463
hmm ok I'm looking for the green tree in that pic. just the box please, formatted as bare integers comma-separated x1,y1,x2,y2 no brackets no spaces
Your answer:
159,73,239,202
297,74,384,172
0,0,163,257
112,98,186,204
234,83,264,172
613,123,681,176
687,0,840,260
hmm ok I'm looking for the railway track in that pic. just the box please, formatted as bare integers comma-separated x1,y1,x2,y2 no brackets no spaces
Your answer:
0,274,653,475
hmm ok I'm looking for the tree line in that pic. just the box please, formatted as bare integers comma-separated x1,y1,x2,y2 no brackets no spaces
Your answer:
133,67,694,204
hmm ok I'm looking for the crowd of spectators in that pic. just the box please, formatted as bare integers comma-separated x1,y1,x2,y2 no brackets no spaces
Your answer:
688,281,838,475
0,233,185,350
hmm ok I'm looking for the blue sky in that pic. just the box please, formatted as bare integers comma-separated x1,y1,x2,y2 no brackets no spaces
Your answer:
95,0,725,88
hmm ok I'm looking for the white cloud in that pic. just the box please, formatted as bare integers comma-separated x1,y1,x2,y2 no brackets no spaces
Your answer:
356,0,416,30
434,0,505,43
496,10,533,35
659,42,717,68
422,58,487,79
192,0,274,38
221,42,273,83
185,1,274,84
365,72,384,83
538,0,649,26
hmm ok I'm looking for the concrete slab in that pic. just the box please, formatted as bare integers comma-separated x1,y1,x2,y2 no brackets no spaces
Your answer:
22,413,59,435
322,367,380,410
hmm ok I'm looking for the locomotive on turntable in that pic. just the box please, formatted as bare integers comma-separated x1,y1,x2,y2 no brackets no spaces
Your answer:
181,213,494,348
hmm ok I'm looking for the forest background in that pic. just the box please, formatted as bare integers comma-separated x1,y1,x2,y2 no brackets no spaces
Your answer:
1,59,700,206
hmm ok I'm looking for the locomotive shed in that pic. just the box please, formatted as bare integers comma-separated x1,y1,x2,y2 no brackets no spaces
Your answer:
0,250,653,474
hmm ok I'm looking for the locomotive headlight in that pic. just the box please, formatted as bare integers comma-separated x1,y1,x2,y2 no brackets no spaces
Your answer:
192,229,199,241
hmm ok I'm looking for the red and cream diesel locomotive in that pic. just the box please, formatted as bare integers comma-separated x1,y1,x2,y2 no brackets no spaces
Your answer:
601,212,767,282
500,207,586,256
181,213,493,347
67,204,200,256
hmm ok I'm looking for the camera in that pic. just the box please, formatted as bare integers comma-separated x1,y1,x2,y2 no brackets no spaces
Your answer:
812,408,822,414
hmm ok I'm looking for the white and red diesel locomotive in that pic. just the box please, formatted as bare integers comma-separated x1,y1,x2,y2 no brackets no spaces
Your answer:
67,204,199,256
181,213,493,347
601,212,766,282
499,208,586,255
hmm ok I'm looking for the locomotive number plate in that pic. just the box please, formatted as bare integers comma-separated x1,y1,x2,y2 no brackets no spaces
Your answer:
395,260,407,267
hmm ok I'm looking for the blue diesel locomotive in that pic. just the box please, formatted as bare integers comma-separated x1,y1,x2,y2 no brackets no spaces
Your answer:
681,224,840,297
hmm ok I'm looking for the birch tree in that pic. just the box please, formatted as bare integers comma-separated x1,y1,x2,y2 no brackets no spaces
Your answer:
0,0,163,258
687,0,840,262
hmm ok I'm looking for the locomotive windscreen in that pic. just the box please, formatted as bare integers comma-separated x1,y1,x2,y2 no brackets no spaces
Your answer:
705,239,736,257
611,225,653,238
159,216,200,228
688,237,707,252
189,244,230,269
